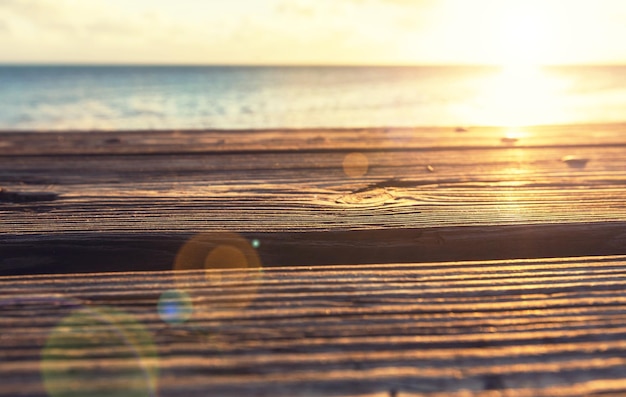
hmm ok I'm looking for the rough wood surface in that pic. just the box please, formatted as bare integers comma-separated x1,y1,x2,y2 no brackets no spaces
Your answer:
3,125,626,396
3,256,626,396
2,124,626,274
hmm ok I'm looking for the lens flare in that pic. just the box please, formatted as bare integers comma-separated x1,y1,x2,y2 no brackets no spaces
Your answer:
174,233,261,272
41,306,158,397
157,289,193,325
342,152,369,178
172,232,263,323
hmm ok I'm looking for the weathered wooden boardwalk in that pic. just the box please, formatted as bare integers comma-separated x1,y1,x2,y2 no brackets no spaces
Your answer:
2,125,626,395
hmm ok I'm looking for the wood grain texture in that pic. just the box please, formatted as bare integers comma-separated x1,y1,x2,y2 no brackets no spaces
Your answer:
3,256,626,396
3,125,626,395
2,125,626,274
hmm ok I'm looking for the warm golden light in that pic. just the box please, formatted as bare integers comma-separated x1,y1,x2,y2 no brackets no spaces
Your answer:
2,0,626,65
492,4,552,67
171,232,263,323
477,65,568,127
42,306,158,397
342,152,369,178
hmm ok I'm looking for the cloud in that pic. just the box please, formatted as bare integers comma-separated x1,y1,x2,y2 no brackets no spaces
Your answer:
231,1,412,64
0,0,179,38
274,1,315,16
0,0,73,31
1,0,407,64
0,0,190,61
1,0,624,64
0,0,58,17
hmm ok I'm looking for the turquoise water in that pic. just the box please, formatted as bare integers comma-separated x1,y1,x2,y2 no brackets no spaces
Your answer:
1,65,625,131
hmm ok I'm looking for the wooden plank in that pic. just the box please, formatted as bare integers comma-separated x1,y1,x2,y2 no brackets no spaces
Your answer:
2,222,626,275
1,124,624,156
3,125,626,395
2,125,626,274
3,256,626,396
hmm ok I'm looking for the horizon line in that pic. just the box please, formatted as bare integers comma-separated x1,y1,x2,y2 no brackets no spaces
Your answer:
1,61,626,68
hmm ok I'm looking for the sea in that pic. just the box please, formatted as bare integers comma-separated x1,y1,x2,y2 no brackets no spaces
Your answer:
1,65,625,131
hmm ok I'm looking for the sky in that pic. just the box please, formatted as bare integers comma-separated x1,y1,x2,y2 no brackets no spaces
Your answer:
1,0,625,65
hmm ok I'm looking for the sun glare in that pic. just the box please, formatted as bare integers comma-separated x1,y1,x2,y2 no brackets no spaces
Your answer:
493,4,553,67
477,65,568,127
461,2,581,127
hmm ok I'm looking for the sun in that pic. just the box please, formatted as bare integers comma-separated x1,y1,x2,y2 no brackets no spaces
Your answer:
491,4,554,67
477,63,572,127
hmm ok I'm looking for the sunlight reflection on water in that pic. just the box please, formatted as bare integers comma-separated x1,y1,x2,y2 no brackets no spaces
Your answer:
475,65,571,127
1,65,625,130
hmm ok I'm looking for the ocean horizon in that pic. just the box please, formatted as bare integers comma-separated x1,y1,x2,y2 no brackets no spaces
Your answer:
1,64,625,132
